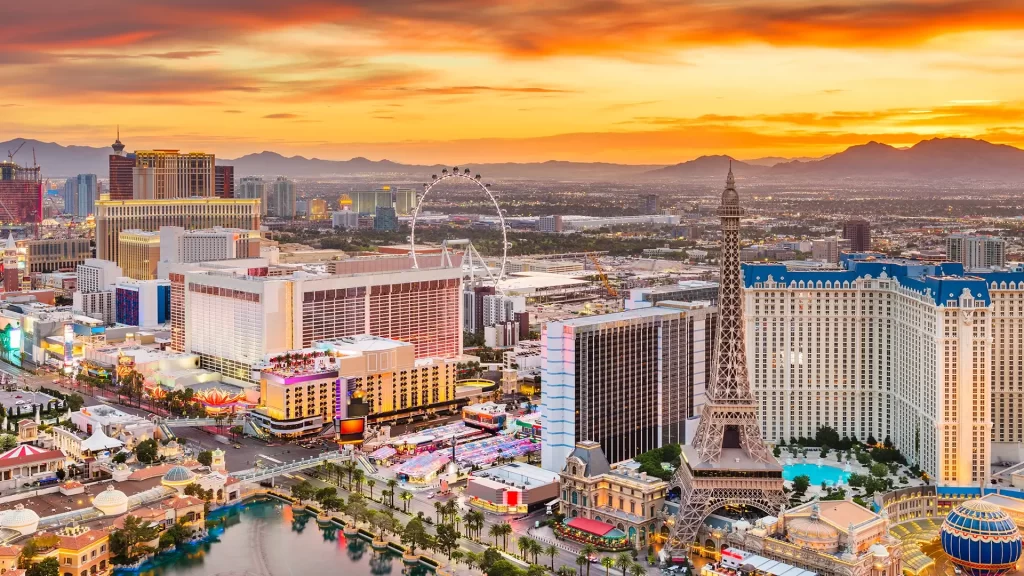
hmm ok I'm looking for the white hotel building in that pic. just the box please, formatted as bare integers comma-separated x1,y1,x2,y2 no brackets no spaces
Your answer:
180,265,463,385
744,256,1024,486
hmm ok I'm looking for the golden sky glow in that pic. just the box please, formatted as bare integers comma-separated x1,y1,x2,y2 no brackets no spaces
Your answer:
4,0,1024,163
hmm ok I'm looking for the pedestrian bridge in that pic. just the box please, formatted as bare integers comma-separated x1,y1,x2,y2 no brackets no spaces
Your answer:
158,415,244,427
232,451,352,483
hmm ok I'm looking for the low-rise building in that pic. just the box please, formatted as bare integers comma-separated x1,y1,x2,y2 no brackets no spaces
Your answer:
250,335,460,436
0,444,65,491
54,524,111,576
466,462,559,515
558,441,668,549
70,405,157,447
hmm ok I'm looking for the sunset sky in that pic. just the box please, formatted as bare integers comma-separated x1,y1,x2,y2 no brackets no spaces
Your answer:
4,0,1024,163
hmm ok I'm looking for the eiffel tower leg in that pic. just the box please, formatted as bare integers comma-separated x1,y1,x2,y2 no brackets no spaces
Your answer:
666,486,711,556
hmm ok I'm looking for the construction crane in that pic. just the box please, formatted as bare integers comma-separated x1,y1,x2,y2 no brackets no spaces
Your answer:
586,253,618,298
7,141,25,163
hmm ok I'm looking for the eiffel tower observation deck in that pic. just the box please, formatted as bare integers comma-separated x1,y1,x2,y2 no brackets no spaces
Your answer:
665,165,787,556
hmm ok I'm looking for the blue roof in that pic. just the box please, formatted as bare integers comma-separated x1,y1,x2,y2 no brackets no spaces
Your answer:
743,254,998,306
162,465,195,483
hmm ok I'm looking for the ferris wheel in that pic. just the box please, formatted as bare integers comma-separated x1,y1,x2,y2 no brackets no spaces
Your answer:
409,168,510,286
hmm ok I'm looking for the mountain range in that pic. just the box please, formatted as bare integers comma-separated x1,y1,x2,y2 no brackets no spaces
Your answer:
4,137,1024,181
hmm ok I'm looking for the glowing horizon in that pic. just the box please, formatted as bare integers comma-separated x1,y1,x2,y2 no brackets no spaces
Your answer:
4,0,1024,164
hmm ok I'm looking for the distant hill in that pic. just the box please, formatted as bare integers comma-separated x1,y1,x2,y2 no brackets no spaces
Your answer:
641,155,768,178
7,136,1024,181
224,152,661,180
0,139,112,178
770,138,1024,179
743,155,826,167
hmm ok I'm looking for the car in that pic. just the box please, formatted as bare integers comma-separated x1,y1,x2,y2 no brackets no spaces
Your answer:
426,492,435,499
232,443,242,449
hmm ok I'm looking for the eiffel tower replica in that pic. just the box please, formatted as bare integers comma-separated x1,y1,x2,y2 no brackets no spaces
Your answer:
665,165,787,555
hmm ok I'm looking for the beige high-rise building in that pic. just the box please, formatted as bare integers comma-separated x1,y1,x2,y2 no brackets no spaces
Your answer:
118,230,162,280
95,197,261,263
133,150,215,199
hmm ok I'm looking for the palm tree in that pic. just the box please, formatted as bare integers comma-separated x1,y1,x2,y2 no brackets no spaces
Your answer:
451,550,464,566
616,553,632,575
629,564,646,576
400,491,413,513
527,539,542,564
434,501,445,524
499,522,513,550
557,568,577,576
443,500,459,526
367,478,376,500
488,524,502,548
580,544,597,576
546,544,558,571
601,556,615,576
381,489,393,509
518,537,532,560
353,468,365,495
576,556,589,576
386,479,398,507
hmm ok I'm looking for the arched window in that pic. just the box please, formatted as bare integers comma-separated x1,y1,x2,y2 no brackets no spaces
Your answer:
571,491,578,505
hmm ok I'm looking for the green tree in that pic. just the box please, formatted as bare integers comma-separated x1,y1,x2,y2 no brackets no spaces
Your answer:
792,474,811,496
400,490,413,513
576,555,589,576
196,450,213,467
615,553,632,575
488,524,502,548
629,563,647,576
436,523,460,559
65,393,85,413
870,462,889,478
601,556,615,576
0,434,17,451
134,438,158,464
580,544,597,576
488,559,526,576
367,478,376,500
353,468,365,494
315,486,338,506
402,517,429,556
386,479,398,507
556,568,577,576
546,544,558,571
527,564,547,576
291,480,316,501
26,556,59,576
772,445,781,457
109,514,161,563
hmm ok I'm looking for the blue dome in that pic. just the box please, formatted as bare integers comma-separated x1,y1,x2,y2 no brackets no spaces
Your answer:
162,465,196,484
940,500,1022,576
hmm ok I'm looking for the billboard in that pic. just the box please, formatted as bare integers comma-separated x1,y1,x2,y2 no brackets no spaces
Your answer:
63,324,74,367
338,417,366,444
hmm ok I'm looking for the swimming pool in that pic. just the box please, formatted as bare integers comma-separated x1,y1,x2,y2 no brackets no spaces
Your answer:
782,462,851,486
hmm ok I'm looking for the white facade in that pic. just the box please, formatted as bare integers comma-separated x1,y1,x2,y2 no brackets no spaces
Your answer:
482,294,526,327
183,266,463,385
269,177,296,218
947,234,1006,270
72,290,116,325
158,226,258,265
745,260,1002,485
76,258,123,293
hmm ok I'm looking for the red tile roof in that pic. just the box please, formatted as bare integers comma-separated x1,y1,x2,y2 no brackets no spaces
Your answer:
0,444,65,468
566,517,616,537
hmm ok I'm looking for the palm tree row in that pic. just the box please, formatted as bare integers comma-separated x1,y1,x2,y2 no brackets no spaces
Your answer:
487,522,514,550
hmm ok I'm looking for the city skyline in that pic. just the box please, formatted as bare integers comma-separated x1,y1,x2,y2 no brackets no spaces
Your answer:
3,1,1024,163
